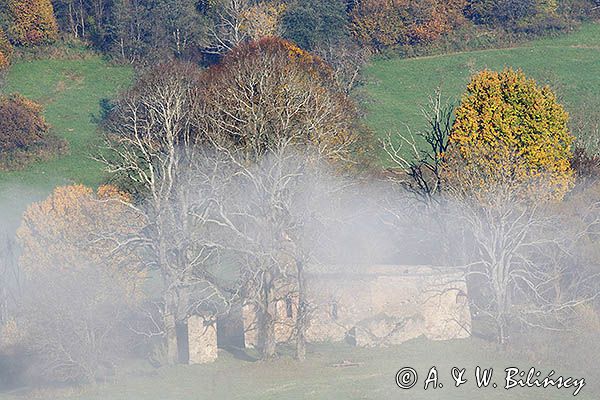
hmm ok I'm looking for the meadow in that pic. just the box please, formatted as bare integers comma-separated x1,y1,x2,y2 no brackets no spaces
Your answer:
0,338,597,400
364,23,600,161
1,23,599,219
0,58,132,229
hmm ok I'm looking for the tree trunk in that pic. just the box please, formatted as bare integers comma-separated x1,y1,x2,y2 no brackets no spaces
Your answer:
257,306,277,359
295,259,307,361
257,274,277,359
164,312,179,364
163,290,179,365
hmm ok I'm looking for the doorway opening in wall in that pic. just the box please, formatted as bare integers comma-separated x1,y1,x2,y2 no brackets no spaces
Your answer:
217,305,246,349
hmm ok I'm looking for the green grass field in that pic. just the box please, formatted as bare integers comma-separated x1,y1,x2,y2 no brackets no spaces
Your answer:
1,338,597,400
364,23,600,162
1,23,599,223
0,58,132,230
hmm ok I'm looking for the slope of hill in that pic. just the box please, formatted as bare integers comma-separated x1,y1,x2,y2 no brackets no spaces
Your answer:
364,23,600,162
0,57,132,229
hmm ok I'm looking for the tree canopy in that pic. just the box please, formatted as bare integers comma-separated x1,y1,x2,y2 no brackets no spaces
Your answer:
198,37,368,166
7,0,58,46
444,68,574,200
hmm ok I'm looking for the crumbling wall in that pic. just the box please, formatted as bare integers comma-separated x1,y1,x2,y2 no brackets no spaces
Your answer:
242,265,471,349
242,292,297,349
187,315,217,364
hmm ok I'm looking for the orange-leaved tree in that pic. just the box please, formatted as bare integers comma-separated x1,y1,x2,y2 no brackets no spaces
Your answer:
0,27,13,71
17,184,143,284
198,37,370,166
350,0,466,52
16,185,145,383
444,68,574,201
8,0,59,46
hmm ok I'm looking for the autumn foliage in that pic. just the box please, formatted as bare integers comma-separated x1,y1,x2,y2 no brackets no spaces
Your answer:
8,0,59,46
17,184,143,284
241,1,286,41
0,94,66,170
350,0,467,52
444,69,574,200
16,185,144,383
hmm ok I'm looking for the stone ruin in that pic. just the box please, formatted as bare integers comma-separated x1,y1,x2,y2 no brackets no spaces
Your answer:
186,265,471,364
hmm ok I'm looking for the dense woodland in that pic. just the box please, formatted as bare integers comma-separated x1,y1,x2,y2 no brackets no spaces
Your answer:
0,0,600,396
0,0,598,63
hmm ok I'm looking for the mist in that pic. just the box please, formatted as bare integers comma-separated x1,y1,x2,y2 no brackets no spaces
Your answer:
0,141,598,398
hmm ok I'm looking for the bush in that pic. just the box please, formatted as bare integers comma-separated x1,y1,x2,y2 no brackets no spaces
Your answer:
466,0,538,26
559,0,600,21
0,94,67,170
0,27,13,72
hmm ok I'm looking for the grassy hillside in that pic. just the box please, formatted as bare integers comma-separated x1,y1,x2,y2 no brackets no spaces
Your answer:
1,338,596,400
364,23,600,162
0,58,132,229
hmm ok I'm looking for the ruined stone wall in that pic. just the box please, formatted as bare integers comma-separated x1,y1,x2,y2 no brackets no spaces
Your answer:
243,265,471,348
188,315,218,364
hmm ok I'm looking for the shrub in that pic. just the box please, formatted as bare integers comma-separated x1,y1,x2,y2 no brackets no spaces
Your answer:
7,0,59,46
466,0,538,26
0,94,67,170
559,0,600,21
0,27,13,71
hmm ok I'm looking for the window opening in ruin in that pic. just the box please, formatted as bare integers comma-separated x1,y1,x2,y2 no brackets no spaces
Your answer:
285,296,293,318
330,301,338,320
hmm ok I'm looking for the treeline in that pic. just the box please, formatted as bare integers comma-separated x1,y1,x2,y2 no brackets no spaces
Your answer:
0,0,599,67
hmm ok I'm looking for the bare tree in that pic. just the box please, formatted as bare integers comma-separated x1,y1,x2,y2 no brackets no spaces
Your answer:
382,90,453,205
204,0,253,54
381,91,456,266
193,40,363,359
314,41,370,95
100,63,232,364
204,136,347,361
197,37,362,167
446,157,599,344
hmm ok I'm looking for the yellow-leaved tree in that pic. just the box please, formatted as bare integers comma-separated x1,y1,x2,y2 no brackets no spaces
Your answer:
444,68,574,201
